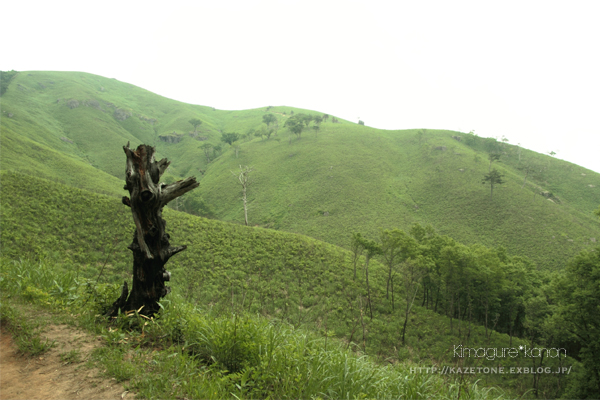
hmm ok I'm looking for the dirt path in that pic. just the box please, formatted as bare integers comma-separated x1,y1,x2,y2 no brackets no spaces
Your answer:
0,324,129,400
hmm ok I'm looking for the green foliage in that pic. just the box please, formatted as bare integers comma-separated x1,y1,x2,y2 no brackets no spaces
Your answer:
0,173,588,398
300,113,313,128
0,70,18,96
200,142,213,162
92,347,137,381
488,152,501,171
311,124,320,137
1,259,505,400
3,71,599,271
187,314,264,373
482,168,505,199
59,349,82,364
0,302,56,356
262,113,276,127
553,247,600,398
284,114,305,139
221,132,240,145
189,118,203,131
2,71,600,398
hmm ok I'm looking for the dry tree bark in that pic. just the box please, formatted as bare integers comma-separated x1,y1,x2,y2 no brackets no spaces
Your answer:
106,143,199,317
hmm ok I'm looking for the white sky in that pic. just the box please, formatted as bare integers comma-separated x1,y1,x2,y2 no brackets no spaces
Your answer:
2,0,599,172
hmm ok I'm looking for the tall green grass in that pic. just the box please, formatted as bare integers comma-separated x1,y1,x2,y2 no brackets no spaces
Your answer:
0,256,508,400
0,172,576,398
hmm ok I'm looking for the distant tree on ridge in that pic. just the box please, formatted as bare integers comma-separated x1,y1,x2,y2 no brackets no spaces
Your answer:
189,118,202,133
482,168,505,199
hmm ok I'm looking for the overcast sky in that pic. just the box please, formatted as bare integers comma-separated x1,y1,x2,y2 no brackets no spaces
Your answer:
2,0,599,172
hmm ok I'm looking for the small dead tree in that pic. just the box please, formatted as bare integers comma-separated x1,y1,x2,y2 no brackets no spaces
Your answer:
107,143,199,317
232,165,253,226
400,258,424,345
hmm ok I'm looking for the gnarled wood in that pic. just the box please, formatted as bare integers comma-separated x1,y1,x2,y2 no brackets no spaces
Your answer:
107,142,198,317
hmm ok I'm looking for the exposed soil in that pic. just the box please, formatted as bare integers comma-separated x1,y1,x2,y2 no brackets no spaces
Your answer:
0,324,129,400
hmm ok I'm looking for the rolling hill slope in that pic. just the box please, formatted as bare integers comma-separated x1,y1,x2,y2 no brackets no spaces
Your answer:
0,171,578,398
198,123,600,270
1,70,599,270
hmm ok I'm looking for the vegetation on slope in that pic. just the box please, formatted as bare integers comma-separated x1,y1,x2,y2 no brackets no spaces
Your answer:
198,124,600,270
1,256,508,400
2,70,600,397
3,171,596,398
2,71,599,270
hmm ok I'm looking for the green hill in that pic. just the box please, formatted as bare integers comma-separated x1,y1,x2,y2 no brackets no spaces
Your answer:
199,125,600,270
1,171,583,398
2,71,599,271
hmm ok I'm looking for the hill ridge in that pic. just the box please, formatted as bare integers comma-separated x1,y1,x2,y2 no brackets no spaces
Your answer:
1,70,599,270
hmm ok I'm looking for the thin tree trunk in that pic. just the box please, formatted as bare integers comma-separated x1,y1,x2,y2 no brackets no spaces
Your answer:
521,169,529,189
401,285,419,345
387,265,392,299
233,166,252,226
484,298,489,340
508,313,513,347
242,186,248,226
359,296,367,352
365,257,373,320
391,276,395,311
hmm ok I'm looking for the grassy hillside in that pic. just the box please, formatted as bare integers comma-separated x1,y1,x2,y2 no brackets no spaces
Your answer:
1,262,504,400
0,71,319,182
3,71,598,271
1,171,582,398
199,125,600,270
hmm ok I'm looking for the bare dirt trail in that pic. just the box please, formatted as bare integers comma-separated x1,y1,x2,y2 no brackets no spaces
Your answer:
0,324,129,400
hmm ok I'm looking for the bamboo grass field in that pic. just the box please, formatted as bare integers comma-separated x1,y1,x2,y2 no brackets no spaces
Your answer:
2,70,600,398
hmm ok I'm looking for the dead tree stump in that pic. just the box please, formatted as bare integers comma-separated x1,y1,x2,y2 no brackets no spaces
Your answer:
106,142,199,317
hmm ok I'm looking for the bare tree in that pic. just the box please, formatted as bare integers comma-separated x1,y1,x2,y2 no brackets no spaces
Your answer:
107,143,198,317
232,165,253,226
400,258,425,345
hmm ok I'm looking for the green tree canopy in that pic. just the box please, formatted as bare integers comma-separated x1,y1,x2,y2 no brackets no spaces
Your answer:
221,132,240,145
0,70,18,97
488,152,501,171
482,168,505,199
284,115,305,139
200,142,213,162
189,118,203,132
262,113,276,127
554,248,600,398
300,114,313,128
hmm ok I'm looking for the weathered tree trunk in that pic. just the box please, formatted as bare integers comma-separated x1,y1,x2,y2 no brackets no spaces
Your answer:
521,168,529,189
232,165,252,226
106,143,199,317
242,185,249,226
